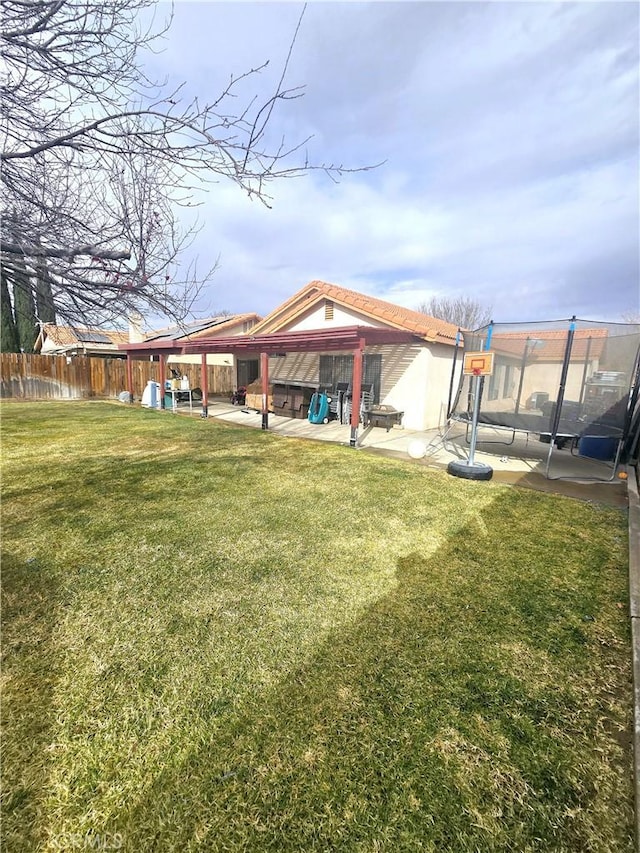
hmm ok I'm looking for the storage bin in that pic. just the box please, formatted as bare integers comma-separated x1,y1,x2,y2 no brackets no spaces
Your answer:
577,436,617,461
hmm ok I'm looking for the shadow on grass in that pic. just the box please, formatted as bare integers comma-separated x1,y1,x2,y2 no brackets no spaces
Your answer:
0,447,278,541
1,404,632,851
1,551,62,851
113,491,633,853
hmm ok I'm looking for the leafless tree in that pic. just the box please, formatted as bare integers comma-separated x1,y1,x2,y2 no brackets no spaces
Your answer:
1,0,369,326
416,295,492,331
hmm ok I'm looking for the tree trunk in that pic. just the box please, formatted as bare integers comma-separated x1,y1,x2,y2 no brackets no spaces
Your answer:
1,270,20,353
12,261,38,353
35,259,57,324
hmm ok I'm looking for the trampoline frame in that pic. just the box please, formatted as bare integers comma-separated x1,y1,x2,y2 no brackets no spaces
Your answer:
446,317,640,483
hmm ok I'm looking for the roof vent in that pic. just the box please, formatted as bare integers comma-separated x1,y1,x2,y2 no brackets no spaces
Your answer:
325,300,334,321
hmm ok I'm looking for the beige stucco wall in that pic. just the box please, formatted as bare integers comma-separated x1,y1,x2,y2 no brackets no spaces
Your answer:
41,338,63,355
268,351,318,384
288,302,378,331
168,354,233,367
272,302,456,428
372,342,458,430
262,342,455,431
520,361,594,404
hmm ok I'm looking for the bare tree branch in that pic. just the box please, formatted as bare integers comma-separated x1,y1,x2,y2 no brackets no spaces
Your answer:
1,241,131,261
416,296,493,331
1,0,376,326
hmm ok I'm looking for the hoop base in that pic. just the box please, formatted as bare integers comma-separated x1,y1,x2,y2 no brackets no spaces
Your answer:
447,460,494,481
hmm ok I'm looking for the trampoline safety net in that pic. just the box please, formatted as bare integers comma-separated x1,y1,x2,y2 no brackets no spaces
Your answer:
449,318,640,462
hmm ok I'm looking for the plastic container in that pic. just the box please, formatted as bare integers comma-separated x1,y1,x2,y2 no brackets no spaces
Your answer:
577,436,617,461
141,381,162,408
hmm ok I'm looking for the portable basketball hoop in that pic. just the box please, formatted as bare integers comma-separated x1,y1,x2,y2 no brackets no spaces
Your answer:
463,351,494,377
448,351,494,481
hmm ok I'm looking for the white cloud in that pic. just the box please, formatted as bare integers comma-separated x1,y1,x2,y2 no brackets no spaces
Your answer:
148,1,639,323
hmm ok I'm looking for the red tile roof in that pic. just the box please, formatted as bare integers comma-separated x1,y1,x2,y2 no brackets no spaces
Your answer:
489,328,608,361
250,281,460,345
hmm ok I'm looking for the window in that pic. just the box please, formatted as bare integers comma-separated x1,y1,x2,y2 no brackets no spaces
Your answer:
319,353,382,403
237,358,259,387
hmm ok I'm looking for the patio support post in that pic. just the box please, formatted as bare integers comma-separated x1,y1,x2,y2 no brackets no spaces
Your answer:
200,353,208,418
350,338,365,447
158,354,166,409
126,353,134,402
260,351,269,430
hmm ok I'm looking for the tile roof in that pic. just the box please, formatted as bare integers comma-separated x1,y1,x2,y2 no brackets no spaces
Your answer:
41,324,129,347
41,315,262,353
249,281,460,345
488,328,608,361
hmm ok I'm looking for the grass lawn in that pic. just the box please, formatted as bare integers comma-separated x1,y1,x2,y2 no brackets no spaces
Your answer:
1,401,634,852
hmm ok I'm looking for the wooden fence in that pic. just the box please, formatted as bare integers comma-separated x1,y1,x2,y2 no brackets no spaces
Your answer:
0,354,234,401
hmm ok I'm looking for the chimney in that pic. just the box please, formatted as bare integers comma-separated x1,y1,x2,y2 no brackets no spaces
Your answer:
128,311,144,343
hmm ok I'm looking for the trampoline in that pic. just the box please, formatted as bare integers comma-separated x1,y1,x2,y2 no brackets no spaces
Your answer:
447,317,640,481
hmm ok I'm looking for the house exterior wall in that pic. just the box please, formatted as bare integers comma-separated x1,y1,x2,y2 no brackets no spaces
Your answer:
168,354,233,367
367,344,426,429
234,298,458,430
167,318,260,370
286,302,378,331
520,360,596,405
41,338,62,354
262,342,454,431
268,351,319,385
372,342,457,430
429,343,462,428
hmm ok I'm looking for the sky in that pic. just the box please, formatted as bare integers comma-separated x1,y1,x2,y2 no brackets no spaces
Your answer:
147,1,639,325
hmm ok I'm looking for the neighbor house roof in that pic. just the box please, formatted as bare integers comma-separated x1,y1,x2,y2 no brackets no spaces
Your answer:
249,280,460,345
145,313,260,343
36,314,262,355
489,328,609,362
35,324,129,354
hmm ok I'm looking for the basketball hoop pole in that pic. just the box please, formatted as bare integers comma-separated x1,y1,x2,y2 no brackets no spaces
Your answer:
468,369,482,466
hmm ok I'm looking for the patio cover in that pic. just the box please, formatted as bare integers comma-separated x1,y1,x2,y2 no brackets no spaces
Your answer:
119,325,427,444
118,325,421,356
